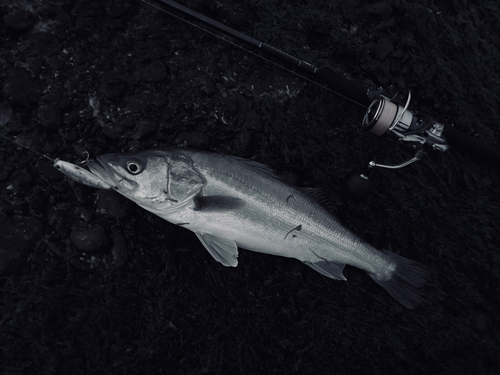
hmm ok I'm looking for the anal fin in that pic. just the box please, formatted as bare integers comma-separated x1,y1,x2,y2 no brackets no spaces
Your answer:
196,233,239,267
303,260,347,281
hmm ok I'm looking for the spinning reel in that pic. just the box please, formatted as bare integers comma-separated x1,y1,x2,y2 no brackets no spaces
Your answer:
345,92,450,199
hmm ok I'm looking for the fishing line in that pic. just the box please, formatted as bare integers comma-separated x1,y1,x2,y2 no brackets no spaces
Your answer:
0,132,54,162
142,0,368,109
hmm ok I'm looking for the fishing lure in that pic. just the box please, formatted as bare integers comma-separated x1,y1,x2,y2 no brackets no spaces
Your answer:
1,133,112,190
53,158,113,190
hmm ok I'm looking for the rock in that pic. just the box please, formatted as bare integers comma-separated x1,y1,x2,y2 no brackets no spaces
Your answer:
139,60,168,83
3,9,37,32
101,68,126,99
38,104,62,129
111,226,128,268
239,130,257,154
70,224,108,254
35,159,64,181
2,68,42,107
175,131,210,149
150,92,169,108
12,170,33,194
0,217,45,275
62,128,78,142
64,109,80,126
134,118,158,140
198,77,216,95
375,38,394,61
244,109,262,131
111,35,128,49
0,101,13,127
106,0,136,18
96,190,130,219
126,92,149,113
173,36,186,50
17,33,61,55
37,4,71,27
366,3,393,17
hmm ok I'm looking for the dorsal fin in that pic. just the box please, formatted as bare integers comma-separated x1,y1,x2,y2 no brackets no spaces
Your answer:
301,187,338,213
224,155,279,179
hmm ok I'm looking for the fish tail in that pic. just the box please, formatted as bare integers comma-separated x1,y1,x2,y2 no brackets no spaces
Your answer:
368,250,428,309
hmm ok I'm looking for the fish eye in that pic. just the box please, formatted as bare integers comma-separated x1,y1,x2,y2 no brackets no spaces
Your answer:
126,159,143,174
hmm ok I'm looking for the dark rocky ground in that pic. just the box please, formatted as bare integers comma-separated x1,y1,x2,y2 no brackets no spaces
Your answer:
1,0,499,374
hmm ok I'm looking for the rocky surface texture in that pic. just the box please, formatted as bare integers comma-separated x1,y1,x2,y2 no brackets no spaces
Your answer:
1,0,499,374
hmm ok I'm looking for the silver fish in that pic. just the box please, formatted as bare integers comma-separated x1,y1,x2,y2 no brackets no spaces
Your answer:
82,148,427,308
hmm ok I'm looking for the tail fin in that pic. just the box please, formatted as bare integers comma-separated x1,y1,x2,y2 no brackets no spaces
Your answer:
368,250,428,309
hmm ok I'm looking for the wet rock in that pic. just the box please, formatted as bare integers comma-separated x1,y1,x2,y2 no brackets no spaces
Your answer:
76,81,89,94
29,194,45,212
302,140,325,160
126,92,149,113
96,190,130,219
173,36,186,50
92,33,109,46
375,37,394,61
139,60,168,83
366,3,393,17
0,216,45,275
244,109,262,131
239,130,257,154
35,159,64,181
2,68,42,107
111,226,128,268
62,128,78,142
111,35,128,49
0,101,12,126
70,224,108,254
134,118,158,140
3,9,37,32
37,4,71,27
17,33,61,55
101,123,125,139
38,104,62,129
12,170,33,194
392,49,404,59
198,77,216,95
64,109,80,126
101,68,126,99
150,92,169,108
175,131,210,149
106,0,136,18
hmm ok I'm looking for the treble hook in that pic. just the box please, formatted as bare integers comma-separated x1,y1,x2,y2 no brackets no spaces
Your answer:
80,151,90,166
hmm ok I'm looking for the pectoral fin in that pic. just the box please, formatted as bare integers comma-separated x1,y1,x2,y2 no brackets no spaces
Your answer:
303,260,347,281
196,233,239,267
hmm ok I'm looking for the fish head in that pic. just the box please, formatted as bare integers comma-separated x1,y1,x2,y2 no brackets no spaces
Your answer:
87,149,205,209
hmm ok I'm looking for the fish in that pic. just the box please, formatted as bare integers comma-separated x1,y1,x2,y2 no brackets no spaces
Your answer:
79,147,427,308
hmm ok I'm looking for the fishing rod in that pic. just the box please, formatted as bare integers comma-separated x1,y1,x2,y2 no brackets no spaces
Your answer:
145,1,499,198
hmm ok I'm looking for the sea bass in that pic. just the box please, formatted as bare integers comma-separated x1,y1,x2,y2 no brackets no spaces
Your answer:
81,148,427,308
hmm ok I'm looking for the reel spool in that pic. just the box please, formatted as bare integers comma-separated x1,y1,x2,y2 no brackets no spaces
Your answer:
362,93,413,137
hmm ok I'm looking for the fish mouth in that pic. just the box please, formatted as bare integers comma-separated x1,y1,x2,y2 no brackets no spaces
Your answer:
87,156,117,188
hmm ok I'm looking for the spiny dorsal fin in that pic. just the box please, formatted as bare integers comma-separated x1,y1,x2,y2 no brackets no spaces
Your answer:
301,187,338,214
224,155,279,179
